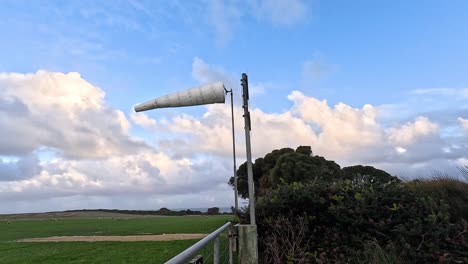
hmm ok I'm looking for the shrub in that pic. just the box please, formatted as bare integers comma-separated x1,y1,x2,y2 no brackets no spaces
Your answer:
262,214,311,264
256,179,468,263
356,240,406,264
234,146,468,263
406,176,468,220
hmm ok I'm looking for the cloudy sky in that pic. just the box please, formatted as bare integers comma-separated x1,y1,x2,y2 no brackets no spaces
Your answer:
0,0,467,213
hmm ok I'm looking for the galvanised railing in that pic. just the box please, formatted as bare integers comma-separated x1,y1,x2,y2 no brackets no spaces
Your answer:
165,222,234,264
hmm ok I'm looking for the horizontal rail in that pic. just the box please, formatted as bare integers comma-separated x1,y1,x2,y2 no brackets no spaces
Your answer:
165,222,232,264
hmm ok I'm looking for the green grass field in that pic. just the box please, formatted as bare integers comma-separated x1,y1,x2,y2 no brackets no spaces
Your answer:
0,215,233,264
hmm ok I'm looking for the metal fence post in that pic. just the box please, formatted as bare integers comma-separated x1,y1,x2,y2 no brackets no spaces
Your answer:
214,237,220,264
229,228,233,264
238,224,258,264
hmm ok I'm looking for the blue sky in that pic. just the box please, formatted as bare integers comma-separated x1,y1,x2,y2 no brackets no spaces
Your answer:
2,0,467,109
0,0,467,213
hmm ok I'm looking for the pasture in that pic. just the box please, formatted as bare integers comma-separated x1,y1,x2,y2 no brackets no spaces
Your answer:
0,213,233,263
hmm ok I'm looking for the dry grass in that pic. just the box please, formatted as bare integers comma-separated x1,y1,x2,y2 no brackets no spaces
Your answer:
405,173,468,220
357,241,407,264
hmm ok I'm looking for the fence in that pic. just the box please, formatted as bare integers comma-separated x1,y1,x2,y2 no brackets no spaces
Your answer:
165,222,235,264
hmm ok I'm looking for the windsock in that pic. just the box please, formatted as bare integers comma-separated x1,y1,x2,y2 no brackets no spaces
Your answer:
134,82,226,112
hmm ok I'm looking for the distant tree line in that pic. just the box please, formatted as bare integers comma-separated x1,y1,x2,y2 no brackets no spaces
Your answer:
65,207,227,216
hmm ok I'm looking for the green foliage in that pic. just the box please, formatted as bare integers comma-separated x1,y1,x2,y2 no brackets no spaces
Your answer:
295,145,313,156
271,153,342,187
229,147,295,198
257,180,467,263
229,147,341,198
237,146,468,263
405,176,468,220
342,165,401,185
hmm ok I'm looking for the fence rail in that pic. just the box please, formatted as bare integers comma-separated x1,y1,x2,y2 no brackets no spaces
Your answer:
165,222,233,264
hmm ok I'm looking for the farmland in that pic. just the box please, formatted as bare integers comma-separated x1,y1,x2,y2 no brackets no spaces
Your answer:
0,212,233,263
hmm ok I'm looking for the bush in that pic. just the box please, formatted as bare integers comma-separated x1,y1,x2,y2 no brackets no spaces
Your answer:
356,241,406,264
406,176,468,220
256,179,468,263
262,214,311,264
234,146,468,263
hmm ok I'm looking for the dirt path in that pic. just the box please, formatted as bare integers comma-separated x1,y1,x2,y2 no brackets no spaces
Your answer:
17,233,207,242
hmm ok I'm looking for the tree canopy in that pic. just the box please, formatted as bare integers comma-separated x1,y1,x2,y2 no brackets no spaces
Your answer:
230,146,468,263
229,146,396,198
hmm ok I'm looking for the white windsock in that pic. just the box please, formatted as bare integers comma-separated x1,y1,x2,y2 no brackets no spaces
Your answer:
134,82,226,112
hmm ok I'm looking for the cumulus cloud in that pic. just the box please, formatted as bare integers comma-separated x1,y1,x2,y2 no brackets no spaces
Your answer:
192,57,231,85
388,117,439,146
288,91,383,159
149,89,466,169
0,151,229,201
0,71,233,213
0,154,41,181
131,112,157,129
142,58,468,179
1,68,466,213
0,71,143,159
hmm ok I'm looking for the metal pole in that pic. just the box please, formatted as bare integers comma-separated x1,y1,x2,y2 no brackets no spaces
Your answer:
229,89,239,212
241,73,256,225
228,227,233,264
214,237,219,264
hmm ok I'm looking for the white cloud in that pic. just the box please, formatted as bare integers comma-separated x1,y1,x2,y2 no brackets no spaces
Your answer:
388,117,439,146
458,117,468,131
249,83,266,96
288,91,383,158
0,154,41,181
206,0,241,46
205,0,308,46
146,57,468,176
131,112,157,129
248,0,307,25
150,89,465,167
0,71,234,213
0,151,224,200
191,57,264,98
1,68,466,213
411,88,468,98
0,71,143,159
192,57,231,85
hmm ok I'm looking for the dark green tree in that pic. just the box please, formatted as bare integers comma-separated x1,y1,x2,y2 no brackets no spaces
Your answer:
295,145,312,156
342,165,400,184
229,147,295,198
230,146,343,198
270,152,342,187
207,207,220,215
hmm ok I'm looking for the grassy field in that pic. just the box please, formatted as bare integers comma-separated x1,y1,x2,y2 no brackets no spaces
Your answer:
0,214,233,263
